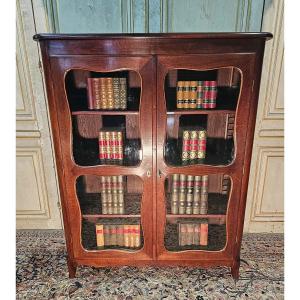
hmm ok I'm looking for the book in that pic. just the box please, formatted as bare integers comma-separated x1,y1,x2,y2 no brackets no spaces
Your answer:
100,176,108,214
182,130,190,162
96,224,104,249
176,81,184,109
170,174,179,214
178,174,187,214
110,225,117,246
189,130,198,160
197,130,207,159
196,81,204,109
179,223,187,246
117,175,125,214
112,176,119,214
106,176,113,214
192,175,201,214
87,78,95,109
119,78,127,110
134,225,141,248
106,78,114,110
200,221,208,246
98,131,106,161
124,225,130,247
200,175,208,214
104,225,110,246
112,78,120,109
186,224,194,245
189,81,197,109
116,225,124,246
183,81,190,109
202,81,217,109
193,224,200,245
185,175,194,214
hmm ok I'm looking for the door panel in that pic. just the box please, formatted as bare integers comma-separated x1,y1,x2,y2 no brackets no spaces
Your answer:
156,54,255,259
48,55,155,259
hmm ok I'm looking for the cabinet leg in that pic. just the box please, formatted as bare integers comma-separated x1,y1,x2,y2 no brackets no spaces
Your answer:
231,259,240,281
67,257,77,278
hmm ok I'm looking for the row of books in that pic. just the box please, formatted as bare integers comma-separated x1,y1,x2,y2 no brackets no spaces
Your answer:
87,77,127,110
98,130,123,161
178,222,208,246
176,81,217,110
96,224,141,249
182,129,207,161
170,174,209,215
100,176,125,214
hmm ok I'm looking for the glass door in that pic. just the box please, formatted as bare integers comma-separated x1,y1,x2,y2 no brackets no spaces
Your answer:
156,54,255,260
49,55,155,260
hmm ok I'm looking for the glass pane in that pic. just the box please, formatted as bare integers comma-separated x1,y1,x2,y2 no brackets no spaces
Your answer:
164,68,241,167
65,70,142,166
77,175,144,251
164,173,231,251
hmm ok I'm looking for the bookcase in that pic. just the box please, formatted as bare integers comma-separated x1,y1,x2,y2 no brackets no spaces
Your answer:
34,33,272,279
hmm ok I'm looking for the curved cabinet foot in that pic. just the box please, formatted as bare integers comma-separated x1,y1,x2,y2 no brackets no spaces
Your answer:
231,260,240,281
67,257,77,278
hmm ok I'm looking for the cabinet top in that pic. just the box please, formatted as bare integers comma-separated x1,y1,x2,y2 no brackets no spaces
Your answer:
33,32,272,41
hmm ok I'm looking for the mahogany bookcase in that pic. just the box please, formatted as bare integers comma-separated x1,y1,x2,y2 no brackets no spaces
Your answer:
34,33,272,279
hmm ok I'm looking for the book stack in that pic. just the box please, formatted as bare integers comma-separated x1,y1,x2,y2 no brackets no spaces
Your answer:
171,174,209,215
87,77,127,110
177,80,217,109
98,129,123,163
178,221,208,246
96,224,141,249
181,129,207,162
100,176,125,214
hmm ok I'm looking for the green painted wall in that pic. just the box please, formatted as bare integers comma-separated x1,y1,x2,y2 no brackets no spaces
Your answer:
44,0,265,33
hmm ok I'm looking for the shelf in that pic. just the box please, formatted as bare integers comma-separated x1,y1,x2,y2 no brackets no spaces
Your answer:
72,110,139,116
83,214,141,219
167,214,225,219
167,109,235,115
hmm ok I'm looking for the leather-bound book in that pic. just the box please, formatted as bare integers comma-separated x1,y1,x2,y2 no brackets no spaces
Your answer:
87,78,95,109
200,221,208,246
123,225,130,248
186,224,194,245
189,130,198,160
193,224,200,245
119,78,127,110
200,175,209,214
103,225,110,247
112,176,119,214
100,176,108,214
116,225,124,247
110,225,117,246
192,175,201,214
117,175,125,214
99,77,107,109
197,129,207,159
196,81,204,109
170,174,179,214
183,81,190,109
185,175,194,214
96,224,104,249
178,174,187,214
189,81,197,109
134,225,141,248
176,81,184,109
112,78,120,109
106,176,113,214
182,130,190,162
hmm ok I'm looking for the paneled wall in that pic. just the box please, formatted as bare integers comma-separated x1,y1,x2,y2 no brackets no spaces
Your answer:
16,0,62,229
43,0,265,33
244,0,284,232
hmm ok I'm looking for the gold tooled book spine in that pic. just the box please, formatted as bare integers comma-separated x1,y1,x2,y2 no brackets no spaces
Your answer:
189,81,197,109
176,81,184,109
193,224,200,245
117,175,125,214
183,81,190,109
119,78,127,110
106,176,113,214
106,78,114,110
112,176,119,214
185,175,194,214
200,221,208,246
104,131,112,161
100,176,108,214
192,175,201,214
170,174,179,214
98,131,106,161
182,130,190,162
99,78,107,109
200,175,208,215
96,224,104,249
189,130,198,160
111,131,117,161
134,225,141,248
178,174,187,214
197,130,207,159
93,78,101,109
124,225,130,248
112,78,120,109
116,131,123,161
196,81,204,109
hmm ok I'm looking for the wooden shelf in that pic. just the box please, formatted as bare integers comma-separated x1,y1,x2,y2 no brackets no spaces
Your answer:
72,110,139,116
167,214,226,219
82,214,141,219
167,109,235,115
